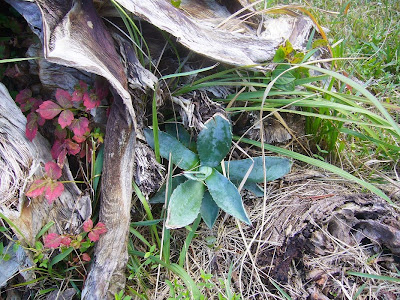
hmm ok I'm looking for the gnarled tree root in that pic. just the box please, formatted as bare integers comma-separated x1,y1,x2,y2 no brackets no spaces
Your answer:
82,95,135,299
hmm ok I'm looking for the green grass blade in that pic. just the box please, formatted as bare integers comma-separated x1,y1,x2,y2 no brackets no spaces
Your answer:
353,283,367,300
160,63,219,80
93,144,104,193
234,136,393,205
227,107,393,129
133,182,160,248
269,278,292,300
0,212,29,246
178,214,201,267
48,247,74,272
131,219,163,227
0,57,39,63
35,221,55,240
152,84,160,163
340,128,400,152
129,250,201,299
129,228,151,248
347,271,400,283
301,64,400,137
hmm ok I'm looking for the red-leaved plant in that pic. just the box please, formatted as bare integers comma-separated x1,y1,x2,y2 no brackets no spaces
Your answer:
25,161,64,204
17,80,108,204
43,219,107,248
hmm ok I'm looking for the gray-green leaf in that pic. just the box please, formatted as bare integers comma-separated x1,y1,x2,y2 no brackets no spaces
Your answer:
197,114,232,168
224,156,292,183
205,169,250,225
165,123,195,150
149,175,187,204
200,191,219,229
166,180,205,229
144,128,199,170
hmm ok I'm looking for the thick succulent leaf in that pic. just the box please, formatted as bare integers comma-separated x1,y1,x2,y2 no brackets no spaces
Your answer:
144,128,199,170
165,123,195,150
224,156,292,183
197,113,232,167
205,169,250,225
243,182,264,197
200,191,219,229
183,166,213,181
166,180,205,229
149,175,187,204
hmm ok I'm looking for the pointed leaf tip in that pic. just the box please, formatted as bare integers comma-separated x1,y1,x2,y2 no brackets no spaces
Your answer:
197,113,232,167
206,169,251,225
144,128,199,170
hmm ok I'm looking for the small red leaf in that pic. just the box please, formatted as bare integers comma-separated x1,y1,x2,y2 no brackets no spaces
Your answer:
37,113,45,126
81,253,91,262
44,233,62,248
55,89,72,108
72,81,88,102
26,112,38,141
72,90,83,102
83,219,93,232
16,89,32,105
60,236,72,247
25,179,47,198
73,135,87,144
54,126,67,140
58,110,74,128
37,101,62,120
88,231,100,242
65,139,81,155
44,181,64,204
83,93,101,110
51,140,67,164
93,222,107,235
31,98,43,111
45,161,62,180
69,117,90,136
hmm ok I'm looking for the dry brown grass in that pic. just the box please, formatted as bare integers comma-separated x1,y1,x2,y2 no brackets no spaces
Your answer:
129,165,400,299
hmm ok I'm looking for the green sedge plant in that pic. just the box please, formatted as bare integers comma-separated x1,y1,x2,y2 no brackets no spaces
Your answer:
144,113,292,229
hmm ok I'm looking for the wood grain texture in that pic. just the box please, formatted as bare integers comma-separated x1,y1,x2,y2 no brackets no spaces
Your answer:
116,0,281,66
35,0,134,120
82,94,135,300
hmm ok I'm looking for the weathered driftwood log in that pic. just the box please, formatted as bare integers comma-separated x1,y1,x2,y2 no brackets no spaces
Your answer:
115,0,314,66
82,94,135,299
0,83,91,247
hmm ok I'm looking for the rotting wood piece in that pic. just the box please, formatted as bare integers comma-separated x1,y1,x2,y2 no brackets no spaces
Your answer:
82,94,135,300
